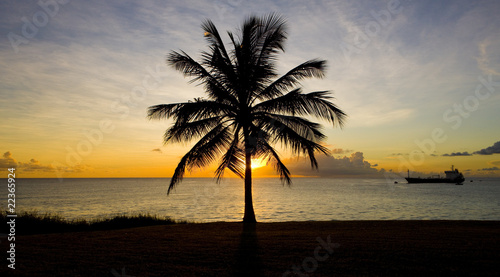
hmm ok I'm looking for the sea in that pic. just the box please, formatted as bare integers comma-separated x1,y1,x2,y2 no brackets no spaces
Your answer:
4,177,500,222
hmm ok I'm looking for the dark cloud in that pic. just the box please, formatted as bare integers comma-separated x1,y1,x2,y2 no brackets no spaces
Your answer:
440,141,500,157
442,152,472,157
473,141,500,155
152,148,162,153
479,167,500,171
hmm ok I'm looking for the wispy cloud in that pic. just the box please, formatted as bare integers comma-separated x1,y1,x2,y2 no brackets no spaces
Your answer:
477,38,500,76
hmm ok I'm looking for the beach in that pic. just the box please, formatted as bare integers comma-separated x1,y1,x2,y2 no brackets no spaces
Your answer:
3,220,499,276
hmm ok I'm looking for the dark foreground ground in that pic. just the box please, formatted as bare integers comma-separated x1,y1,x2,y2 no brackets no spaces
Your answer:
2,220,499,276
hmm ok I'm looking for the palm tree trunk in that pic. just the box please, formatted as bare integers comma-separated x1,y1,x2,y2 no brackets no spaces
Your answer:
243,146,257,223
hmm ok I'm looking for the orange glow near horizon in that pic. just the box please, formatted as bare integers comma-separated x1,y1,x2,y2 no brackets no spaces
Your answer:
251,158,268,170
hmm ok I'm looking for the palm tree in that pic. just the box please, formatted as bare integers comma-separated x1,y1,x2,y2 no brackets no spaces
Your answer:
148,14,346,223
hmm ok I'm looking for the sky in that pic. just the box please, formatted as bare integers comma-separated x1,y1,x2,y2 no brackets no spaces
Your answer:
1,0,500,179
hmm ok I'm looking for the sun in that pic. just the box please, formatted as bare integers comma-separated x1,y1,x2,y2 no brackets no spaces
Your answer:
251,158,267,170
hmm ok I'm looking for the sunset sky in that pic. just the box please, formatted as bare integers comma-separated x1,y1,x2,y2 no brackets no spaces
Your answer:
1,0,500,179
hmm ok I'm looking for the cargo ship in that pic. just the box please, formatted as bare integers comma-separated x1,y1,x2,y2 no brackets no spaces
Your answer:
405,166,465,184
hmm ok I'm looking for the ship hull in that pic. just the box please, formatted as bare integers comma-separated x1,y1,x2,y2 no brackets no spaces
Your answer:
405,177,464,184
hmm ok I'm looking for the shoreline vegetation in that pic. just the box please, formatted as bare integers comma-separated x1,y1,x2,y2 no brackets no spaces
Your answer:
1,211,187,235
1,212,499,276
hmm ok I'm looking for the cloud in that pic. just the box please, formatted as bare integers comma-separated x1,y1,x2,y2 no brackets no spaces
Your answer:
59,164,94,173
48,162,94,174
331,148,353,155
473,141,500,155
476,38,500,76
442,151,472,157
18,158,55,172
479,167,500,171
1,151,90,173
256,151,382,178
300,151,382,177
0,151,17,169
152,148,162,153
441,141,500,157
356,108,415,127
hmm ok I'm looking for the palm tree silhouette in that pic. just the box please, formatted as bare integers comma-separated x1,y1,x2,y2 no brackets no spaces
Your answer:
148,14,346,223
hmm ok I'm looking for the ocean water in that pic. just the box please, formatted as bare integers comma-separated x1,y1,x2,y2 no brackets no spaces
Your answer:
4,177,500,222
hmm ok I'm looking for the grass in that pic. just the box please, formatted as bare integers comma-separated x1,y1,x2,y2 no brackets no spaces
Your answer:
1,210,187,235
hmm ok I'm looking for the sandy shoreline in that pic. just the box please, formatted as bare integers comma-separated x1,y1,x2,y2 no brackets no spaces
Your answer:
2,220,499,276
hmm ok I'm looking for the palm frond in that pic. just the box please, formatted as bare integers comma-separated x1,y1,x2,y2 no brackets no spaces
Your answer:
255,59,326,101
215,133,245,181
260,115,330,168
148,99,234,124
168,124,231,194
254,89,347,127
301,91,347,127
257,140,291,184
232,15,285,104
200,20,238,95
254,112,326,142
168,50,205,77
201,19,231,63
255,13,287,64
200,49,237,99
168,51,237,105
164,116,223,144
147,103,180,120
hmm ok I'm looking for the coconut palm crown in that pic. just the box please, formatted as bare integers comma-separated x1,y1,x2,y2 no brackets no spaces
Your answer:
148,14,346,223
